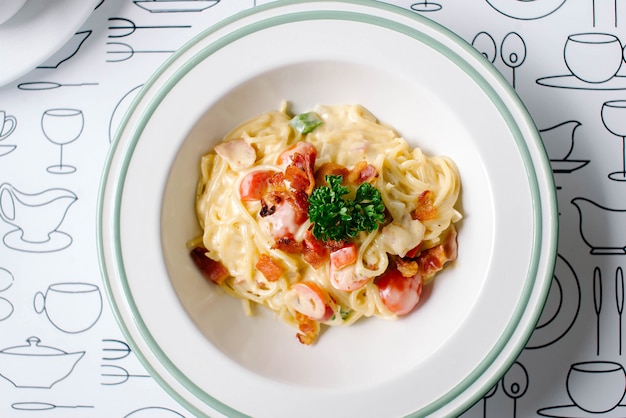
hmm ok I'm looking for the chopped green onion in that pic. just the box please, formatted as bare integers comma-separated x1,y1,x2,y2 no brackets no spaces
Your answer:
290,112,323,134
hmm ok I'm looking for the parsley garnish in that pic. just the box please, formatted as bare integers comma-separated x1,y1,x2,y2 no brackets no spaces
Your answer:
308,175,386,241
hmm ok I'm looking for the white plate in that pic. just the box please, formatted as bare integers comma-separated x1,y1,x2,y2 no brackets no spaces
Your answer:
0,0,98,87
98,1,558,417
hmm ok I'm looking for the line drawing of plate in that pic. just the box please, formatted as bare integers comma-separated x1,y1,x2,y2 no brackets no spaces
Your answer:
538,404,626,417
526,254,581,349
486,0,568,19
0,0,99,87
0,145,16,157
109,85,143,143
537,75,626,90
3,230,72,253
551,160,590,173
133,0,219,13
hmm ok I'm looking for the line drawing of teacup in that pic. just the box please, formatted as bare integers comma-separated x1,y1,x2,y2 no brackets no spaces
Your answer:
0,111,16,141
34,282,102,333
0,111,17,157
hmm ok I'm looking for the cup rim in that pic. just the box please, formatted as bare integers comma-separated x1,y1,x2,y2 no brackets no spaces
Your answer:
567,32,620,44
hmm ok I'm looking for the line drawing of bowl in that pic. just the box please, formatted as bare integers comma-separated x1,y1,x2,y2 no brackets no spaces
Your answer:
564,33,623,84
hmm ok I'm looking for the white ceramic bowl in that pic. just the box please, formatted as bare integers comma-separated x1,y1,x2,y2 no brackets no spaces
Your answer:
0,0,27,25
98,1,558,417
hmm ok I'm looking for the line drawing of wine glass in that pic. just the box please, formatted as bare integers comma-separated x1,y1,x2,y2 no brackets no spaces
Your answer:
411,0,442,13
601,100,626,181
41,108,84,174
592,0,619,27
501,32,527,89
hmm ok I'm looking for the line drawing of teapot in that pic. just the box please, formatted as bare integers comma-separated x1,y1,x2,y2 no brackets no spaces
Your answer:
0,183,77,252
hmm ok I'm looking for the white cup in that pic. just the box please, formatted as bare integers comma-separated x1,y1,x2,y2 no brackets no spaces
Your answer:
0,0,27,25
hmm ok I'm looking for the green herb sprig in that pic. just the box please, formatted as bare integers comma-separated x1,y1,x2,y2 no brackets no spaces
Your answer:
308,175,386,241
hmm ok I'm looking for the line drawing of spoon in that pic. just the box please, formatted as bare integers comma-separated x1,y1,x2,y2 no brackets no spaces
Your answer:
502,362,529,418
500,32,527,89
12,402,94,411
482,382,498,417
594,267,603,356
617,267,624,355
17,81,99,91
472,31,498,63
106,42,175,63
108,17,191,38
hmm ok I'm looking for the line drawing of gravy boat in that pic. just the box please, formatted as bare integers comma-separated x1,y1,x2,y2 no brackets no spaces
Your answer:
571,197,626,254
0,183,77,252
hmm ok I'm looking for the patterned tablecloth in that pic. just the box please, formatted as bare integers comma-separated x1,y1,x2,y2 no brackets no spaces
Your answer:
0,0,624,416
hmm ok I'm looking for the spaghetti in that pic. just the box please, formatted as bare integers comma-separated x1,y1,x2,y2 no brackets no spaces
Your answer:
189,103,461,344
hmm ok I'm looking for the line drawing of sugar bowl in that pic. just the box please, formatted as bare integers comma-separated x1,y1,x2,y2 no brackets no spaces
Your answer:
0,183,77,252
34,282,102,333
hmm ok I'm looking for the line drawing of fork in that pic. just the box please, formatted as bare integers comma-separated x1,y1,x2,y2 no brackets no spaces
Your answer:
107,17,191,38
100,364,151,385
106,42,175,63
102,339,131,361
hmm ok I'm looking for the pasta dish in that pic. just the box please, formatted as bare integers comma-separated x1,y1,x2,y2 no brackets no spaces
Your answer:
189,103,461,345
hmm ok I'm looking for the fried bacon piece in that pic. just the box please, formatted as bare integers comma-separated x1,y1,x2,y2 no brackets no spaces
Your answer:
272,235,303,254
285,152,316,195
315,162,349,186
256,254,283,282
346,161,379,185
411,190,438,221
302,229,329,269
278,142,317,195
416,227,458,277
395,256,419,278
295,311,321,345
315,161,379,186
189,246,229,285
